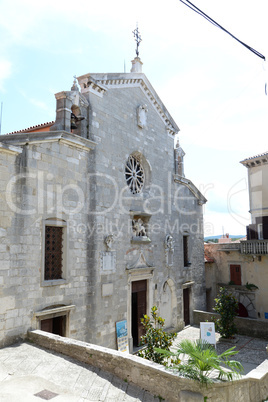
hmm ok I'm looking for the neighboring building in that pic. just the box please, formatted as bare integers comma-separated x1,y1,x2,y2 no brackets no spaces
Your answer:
0,56,207,350
205,152,268,321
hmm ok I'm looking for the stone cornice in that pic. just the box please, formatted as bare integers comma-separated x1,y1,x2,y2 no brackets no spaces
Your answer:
240,151,268,168
174,174,207,205
0,142,22,155
0,131,97,151
77,72,179,136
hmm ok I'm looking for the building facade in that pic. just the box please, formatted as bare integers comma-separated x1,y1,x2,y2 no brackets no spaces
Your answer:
205,152,268,321
0,57,206,350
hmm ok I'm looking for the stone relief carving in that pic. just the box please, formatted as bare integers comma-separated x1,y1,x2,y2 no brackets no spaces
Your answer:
125,247,154,270
104,234,114,251
137,104,148,129
165,234,174,266
132,218,147,237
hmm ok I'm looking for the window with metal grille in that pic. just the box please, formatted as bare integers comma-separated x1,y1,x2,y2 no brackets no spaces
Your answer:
45,226,63,280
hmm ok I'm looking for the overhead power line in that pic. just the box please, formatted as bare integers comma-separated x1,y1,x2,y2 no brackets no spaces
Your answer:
178,0,266,61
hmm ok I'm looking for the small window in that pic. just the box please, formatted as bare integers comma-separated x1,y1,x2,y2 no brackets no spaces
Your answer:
42,219,67,285
45,226,63,280
183,236,190,267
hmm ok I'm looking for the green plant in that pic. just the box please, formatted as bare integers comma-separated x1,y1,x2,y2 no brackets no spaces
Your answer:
154,396,165,401
137,306,179,366
245,282,259,290
213,287,238,339
155,339,243,385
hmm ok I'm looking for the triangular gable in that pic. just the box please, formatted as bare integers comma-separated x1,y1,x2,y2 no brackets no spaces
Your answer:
77,72,179,136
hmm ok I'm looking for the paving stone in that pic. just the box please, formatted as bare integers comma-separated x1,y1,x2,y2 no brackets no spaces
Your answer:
1,330,267,401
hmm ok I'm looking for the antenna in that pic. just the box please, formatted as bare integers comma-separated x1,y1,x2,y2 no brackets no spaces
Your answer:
0,102,3,135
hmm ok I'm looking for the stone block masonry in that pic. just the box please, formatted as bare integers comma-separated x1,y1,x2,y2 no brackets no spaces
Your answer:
28,329,268,402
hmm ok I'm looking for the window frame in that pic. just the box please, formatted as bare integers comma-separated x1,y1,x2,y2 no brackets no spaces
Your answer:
183,235,191,267
41,219,68,286
257,223,263,240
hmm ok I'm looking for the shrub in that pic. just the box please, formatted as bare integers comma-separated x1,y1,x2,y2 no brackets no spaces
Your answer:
155,339,243,385
137,306,179,366
213,287,238,339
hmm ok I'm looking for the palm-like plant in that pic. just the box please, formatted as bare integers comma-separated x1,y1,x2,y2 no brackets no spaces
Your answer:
155,339,243,385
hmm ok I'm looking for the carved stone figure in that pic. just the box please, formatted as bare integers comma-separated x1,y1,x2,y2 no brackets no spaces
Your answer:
175,139,185,177
132,218,147,237
137,104,148,129
104,234,114,250
165,234,174,266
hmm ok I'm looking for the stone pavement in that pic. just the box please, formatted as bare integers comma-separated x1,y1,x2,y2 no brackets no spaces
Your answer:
0,342,160,402
0,326,267,401
173,325,268,376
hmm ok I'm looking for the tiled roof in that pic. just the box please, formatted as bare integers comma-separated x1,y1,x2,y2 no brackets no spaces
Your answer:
6,121,54,135
204,249,214,263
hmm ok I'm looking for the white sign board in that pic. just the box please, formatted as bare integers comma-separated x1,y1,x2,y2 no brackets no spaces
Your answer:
200,322,216,346
102,252,116,273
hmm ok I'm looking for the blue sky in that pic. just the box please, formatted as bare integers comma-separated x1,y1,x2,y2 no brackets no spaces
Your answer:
0,0,267,236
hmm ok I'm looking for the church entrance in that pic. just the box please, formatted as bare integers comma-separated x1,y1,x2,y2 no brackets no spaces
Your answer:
132,280,147,347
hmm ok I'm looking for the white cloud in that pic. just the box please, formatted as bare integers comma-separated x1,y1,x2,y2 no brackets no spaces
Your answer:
19,90,51,112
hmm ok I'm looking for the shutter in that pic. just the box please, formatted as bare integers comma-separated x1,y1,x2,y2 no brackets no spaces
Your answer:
262,216,268,239
230,265,241,285
183,288,190,326
247,224,257,240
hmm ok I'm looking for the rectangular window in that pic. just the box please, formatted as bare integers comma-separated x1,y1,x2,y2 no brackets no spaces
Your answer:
42,219,67,285
45,226,63,280
183,236,189,267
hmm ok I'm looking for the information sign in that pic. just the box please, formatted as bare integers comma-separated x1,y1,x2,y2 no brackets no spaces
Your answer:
116,320,128,352
200,322,216,347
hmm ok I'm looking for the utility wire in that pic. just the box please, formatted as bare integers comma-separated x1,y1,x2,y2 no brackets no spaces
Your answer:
178,0,266,61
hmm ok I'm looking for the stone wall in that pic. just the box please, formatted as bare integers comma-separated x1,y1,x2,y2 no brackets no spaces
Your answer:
194,310,268,339
28,330,268,402
0,133,96,347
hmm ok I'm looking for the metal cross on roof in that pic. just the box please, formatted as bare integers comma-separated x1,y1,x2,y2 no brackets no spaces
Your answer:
133,25,142,57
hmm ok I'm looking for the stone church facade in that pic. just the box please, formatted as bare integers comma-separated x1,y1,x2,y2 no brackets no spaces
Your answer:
0,57,206,351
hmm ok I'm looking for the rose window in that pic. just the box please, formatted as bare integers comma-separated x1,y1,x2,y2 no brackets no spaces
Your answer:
125,155,145,194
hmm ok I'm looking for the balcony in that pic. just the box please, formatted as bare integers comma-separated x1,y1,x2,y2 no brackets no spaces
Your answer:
240,240,268,255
